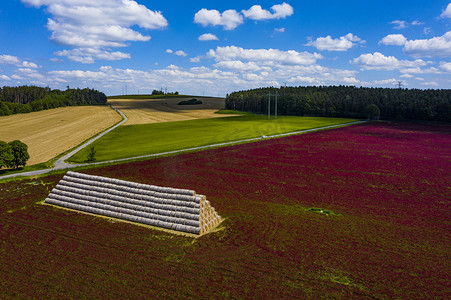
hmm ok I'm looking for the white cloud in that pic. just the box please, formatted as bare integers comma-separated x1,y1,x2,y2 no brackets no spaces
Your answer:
17,67,45,80
0,54,39,68
403,31,451,57
55,48,130,64
274,28,285,33
208,46,322,66
21,0,167,62
22,51,356,95
420,81,439,86
213,60,272,72
441,3,451,19
439,62,451,72
0,54,21,65
242,3,293,20
380,32,451,58
190,56,202,63
174,50,187,57
390,20,408,29
22,61,39,68
0,75,11,81
306,33,364,51
288,76,319,84
343,77,360,84
399,67,440,75
390,20,423,30
194,3,293,30
194,8,243,30
198,33,218,41
166,49,187,57
379,34,407,46
352,52,427,70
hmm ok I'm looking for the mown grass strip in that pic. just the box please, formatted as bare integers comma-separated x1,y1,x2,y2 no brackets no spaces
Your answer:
68,115,357,163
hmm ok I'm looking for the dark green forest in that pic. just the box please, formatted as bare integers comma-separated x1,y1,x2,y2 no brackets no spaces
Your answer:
226,86,451,122
0,86,107,116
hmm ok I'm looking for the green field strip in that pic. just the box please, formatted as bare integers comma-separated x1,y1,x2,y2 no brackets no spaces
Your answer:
68,115,358,163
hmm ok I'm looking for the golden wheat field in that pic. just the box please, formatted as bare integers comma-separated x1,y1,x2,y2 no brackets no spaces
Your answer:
107,97,233,125
0,106,121,166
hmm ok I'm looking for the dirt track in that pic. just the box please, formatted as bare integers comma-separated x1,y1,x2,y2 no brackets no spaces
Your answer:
107,97,233,125
0,106,121,165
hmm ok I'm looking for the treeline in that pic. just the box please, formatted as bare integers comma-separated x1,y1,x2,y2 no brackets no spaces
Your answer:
0,86,107,116
226,86,451,122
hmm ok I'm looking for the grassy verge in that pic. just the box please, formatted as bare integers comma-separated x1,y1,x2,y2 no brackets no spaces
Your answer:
0,160,54,177
214,109,254,115
68,115,358,163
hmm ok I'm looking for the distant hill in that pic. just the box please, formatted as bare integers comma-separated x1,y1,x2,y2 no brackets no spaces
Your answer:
107,94,223,100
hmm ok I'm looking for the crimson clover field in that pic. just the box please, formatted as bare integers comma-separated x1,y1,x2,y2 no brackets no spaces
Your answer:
0,121,450,298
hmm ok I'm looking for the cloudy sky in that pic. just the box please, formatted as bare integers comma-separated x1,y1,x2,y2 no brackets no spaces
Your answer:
0,0,450,96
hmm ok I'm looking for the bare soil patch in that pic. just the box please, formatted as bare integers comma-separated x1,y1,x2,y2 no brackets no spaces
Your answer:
0,106,121,165
107,97,233,125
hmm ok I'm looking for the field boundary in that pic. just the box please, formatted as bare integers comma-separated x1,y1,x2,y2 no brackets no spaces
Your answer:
0,120,366,181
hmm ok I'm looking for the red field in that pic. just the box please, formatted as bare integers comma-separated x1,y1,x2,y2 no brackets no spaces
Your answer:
0,121,450,298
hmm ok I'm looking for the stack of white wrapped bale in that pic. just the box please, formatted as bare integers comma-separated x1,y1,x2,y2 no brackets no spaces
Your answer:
44,171,222,235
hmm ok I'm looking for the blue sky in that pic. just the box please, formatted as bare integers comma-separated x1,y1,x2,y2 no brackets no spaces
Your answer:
0,0,450,96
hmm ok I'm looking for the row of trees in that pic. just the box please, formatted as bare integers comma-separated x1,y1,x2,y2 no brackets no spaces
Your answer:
226,86,450,122
0,86,107,116
0,140,30,169
151,90,179,96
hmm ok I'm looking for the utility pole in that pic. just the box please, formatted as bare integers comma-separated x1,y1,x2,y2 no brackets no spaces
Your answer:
398,81,403,89
268,91,279,119
275,90,278,119
268,91,271,120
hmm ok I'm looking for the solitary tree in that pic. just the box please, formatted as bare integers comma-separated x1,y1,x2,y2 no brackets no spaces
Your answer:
365,104,381,120
86,146,96,163
7,140,30,169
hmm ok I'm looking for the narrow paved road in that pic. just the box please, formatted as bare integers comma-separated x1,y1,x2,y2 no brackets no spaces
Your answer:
0,115,366,181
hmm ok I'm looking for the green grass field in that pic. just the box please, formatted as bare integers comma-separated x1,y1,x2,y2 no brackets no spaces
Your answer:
68,115,358,163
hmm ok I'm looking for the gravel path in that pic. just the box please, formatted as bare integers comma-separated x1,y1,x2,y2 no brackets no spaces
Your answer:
0,114,366,181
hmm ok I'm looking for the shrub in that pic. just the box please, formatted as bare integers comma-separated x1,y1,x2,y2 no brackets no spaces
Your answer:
178,98,203,105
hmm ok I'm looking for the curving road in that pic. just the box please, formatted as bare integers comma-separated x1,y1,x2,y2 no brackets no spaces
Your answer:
53,105,128,169
0,109,366,181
